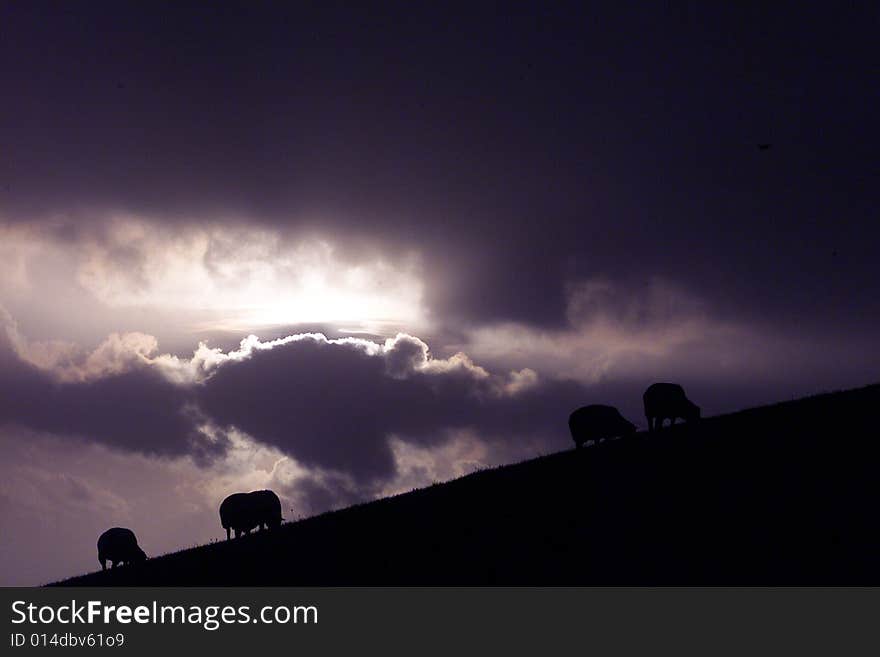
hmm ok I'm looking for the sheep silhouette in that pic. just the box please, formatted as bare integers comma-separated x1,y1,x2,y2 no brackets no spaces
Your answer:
97,527,147,570
219,489,283,540
643,382,700,431
568,404,637,449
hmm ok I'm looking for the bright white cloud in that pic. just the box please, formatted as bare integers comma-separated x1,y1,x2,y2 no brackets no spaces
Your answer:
75,215,427,331
0,223,44,294
0,215,429,347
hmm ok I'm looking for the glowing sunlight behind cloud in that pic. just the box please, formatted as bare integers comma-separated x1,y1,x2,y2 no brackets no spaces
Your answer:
75,217,427,332
0,215,428,342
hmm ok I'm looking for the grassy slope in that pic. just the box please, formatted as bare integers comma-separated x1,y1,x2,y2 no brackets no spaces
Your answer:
52,383,880,585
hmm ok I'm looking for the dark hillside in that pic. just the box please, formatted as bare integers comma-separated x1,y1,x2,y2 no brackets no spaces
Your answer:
53,384,880,585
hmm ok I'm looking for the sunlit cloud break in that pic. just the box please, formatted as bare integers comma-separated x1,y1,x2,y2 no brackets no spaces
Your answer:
79,217,427,330
0,215,428,336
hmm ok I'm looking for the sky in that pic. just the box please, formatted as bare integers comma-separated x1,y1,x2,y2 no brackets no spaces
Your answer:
1,2,878,585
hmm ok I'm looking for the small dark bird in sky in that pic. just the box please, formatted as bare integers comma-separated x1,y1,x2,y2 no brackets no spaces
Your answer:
758,143,772,151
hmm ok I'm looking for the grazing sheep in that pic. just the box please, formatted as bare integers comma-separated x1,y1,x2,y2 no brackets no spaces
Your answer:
219,489,283,540
643,382,700,431
97,527,147,570
568,404,637,448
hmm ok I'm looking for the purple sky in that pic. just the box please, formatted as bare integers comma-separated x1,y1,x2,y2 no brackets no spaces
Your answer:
1,3,878,585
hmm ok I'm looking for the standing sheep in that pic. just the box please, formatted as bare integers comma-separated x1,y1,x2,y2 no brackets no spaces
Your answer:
97,527,147,570
219,490,283,540
568,405,637,448
643,382,700,431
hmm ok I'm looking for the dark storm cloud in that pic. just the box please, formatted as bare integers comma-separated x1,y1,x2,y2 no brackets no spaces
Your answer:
0,322,207,457
196,334,586,482
2,3,877,335
280,471,366,519
0,320,589,482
